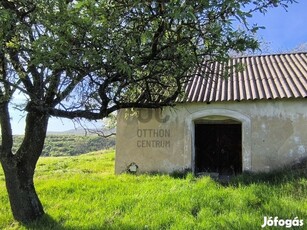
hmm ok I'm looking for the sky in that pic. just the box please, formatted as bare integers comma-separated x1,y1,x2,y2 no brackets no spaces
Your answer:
6,0,307,135
246,0,307,53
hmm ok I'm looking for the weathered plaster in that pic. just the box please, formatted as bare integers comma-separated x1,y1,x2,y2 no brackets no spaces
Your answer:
115,99,307,174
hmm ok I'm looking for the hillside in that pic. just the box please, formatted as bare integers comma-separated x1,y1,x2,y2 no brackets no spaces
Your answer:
11,134,115,156
0,150,306,229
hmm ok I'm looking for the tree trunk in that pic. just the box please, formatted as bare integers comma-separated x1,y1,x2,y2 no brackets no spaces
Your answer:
1,159,44,223
0,111,49,223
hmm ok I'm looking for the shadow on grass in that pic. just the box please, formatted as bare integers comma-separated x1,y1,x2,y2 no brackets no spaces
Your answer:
22,214,68,230
127,168,193,179
139,162,307,187
164,159,307,187
113,156,307,188
23,214,151,230
229,162,307,187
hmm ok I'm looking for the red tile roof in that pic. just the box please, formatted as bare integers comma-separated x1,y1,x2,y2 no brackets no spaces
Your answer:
184,53,307,102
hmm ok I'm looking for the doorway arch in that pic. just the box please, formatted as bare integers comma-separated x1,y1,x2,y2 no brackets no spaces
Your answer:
185,109,251,174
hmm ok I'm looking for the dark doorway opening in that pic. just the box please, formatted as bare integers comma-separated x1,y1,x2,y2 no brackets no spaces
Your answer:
195,123,242,175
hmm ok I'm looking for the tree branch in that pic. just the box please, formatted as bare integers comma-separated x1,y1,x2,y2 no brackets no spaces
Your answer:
8,50,34,94
0,100,14,159
52,72,85,106
0,53,13,158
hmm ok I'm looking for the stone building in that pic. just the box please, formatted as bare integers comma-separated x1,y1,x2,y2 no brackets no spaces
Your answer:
115,53,307,175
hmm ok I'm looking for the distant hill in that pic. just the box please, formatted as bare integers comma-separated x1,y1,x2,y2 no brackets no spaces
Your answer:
11,133,115,157
47,127,116,136
47,128,89,135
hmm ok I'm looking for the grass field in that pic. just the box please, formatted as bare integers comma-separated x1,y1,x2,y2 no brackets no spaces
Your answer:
0,150,306,229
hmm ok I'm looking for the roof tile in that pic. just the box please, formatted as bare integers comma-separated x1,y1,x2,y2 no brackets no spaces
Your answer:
184,53,307,102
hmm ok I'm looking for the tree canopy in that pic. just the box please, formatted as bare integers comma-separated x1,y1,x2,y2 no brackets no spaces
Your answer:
0,0,296,224
1,0,295,119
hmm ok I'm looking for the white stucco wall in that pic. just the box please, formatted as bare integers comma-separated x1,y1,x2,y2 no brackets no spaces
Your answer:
115,99,307,174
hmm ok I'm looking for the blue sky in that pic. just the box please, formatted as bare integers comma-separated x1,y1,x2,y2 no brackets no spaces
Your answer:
246,0,307,53
7,1,307,134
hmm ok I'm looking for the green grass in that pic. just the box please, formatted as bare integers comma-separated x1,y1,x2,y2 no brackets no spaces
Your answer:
0,150,306,229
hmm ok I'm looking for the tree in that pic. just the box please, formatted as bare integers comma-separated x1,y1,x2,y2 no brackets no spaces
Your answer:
0,0,295,224
292,43,307,53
